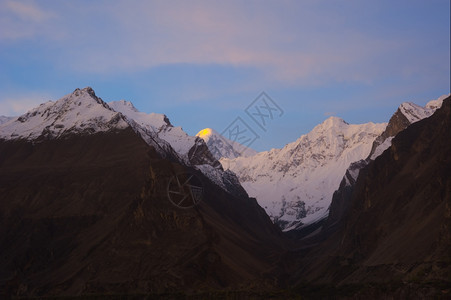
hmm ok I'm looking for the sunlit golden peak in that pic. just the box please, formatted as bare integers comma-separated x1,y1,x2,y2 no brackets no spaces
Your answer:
196,128,213,138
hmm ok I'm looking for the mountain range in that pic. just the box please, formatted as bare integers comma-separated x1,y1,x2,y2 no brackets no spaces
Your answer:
219,117,386,230
0,87,449,298
209,95,447,231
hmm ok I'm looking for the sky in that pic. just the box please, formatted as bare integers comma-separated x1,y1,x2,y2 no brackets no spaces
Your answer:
0,0,449,151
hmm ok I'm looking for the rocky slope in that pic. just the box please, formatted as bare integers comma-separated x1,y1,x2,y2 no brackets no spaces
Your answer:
0,97,287,298
221,117,386,230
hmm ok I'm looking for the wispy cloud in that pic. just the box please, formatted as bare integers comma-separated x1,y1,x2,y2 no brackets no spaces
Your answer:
0,93,53,116
1,0,436,87
0,0,448,108
6,0,54,22
0,0,57,40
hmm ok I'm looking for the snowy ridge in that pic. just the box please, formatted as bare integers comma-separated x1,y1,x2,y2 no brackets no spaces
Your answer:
108,100,218,166
108,100,170,131
221,116,386,230
196,128,257,159
368,94,448,160
399,94,447,124
425,94,449,110
399,102,435,124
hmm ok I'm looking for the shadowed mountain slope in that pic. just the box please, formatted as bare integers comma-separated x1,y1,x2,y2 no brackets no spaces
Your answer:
0,127,287,298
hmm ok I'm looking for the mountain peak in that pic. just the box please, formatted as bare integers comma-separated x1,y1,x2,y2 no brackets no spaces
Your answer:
73,86,97,99
322,116,349,127
425,93,449,110
114,100,138,112
0,87,128,140
196,128,215,140
310,116,349,135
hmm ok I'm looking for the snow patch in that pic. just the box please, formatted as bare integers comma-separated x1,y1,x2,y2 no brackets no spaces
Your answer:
370,136,394,160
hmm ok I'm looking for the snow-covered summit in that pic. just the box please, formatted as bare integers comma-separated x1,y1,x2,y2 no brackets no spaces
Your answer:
196,127,257,160
318,116,349,128
0,87,129,140
196,128,215,140
220,117,386,230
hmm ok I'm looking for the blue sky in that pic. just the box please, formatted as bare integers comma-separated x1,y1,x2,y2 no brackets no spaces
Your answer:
0,0,449,151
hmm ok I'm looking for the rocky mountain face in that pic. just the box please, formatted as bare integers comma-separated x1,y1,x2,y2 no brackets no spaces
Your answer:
318,95,449,236
220,117,386,230
288,96,451,298
0,90,287,298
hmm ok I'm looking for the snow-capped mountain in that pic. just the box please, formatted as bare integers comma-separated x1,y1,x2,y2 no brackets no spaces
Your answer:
0,87,246,196
0,88,129,141
220,117,386,230
0,88,215,164
196,128,257,159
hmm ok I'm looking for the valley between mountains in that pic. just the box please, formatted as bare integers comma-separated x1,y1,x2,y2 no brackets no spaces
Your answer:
0,87,449,298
